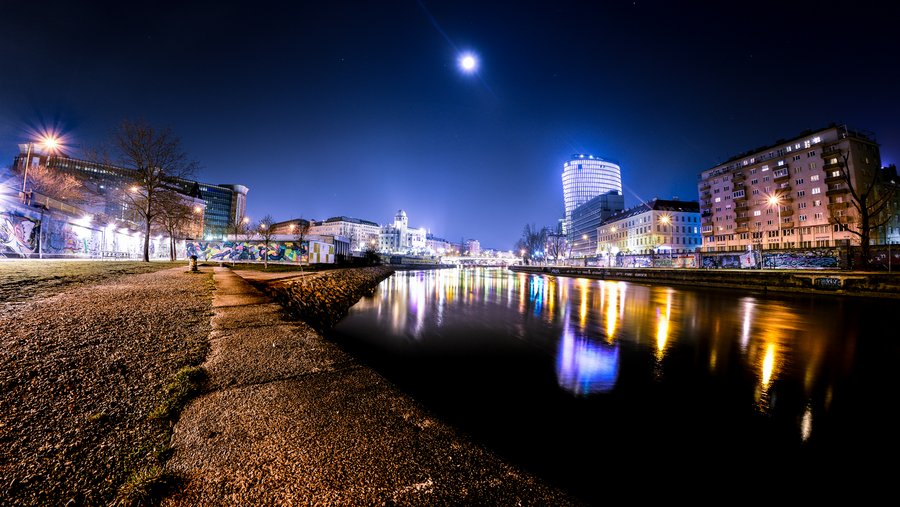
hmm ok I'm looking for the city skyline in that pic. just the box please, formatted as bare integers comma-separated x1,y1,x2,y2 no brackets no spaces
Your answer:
1,1,897,249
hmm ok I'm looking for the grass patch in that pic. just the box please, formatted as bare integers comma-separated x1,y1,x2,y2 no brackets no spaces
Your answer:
112,465,177,507
148,366,206,421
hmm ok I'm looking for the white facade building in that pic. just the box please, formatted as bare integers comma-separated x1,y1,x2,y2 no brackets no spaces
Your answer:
309,216,381,251
379,209,427,254
562,154,622,240
597,199,702,257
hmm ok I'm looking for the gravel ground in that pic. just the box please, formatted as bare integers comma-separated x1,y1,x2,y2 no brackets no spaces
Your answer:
0,261,187,314
0,263,214,506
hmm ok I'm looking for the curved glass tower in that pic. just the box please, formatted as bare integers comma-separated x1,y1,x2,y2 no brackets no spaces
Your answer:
562,154,622,238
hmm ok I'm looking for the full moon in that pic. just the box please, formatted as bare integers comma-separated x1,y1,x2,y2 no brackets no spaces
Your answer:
458,53,478,73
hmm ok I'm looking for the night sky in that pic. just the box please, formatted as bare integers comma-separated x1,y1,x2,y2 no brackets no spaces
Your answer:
2,1,897,250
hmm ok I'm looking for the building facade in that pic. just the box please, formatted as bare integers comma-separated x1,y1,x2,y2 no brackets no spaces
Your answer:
562,154,622,240
308,216,381,251
597,198,701,257
697,125,881,252
379,209,427,254
464,238,481,255
569,190,625,257
12,147,247,239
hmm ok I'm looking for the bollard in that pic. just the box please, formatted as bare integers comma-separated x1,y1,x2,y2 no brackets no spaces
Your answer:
189,255,198,272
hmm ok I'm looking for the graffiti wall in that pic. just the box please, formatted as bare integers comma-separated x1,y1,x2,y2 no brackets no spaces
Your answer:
0,211,39,257
701,248,842,269
0,202,162,259
185,240,334,264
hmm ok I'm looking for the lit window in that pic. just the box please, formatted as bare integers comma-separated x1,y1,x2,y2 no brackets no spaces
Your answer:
811,187,821,195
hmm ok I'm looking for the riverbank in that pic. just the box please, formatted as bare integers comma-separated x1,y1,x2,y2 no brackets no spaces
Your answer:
509,264,900,298
0,264,214,506
161,265,580,505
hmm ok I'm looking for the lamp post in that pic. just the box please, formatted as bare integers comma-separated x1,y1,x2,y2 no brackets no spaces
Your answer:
658,214,671,267
20,134,60,204
765,194,783,269
768,193,782,248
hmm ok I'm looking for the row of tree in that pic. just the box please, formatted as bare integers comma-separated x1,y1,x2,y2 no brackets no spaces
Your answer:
515,223,565,264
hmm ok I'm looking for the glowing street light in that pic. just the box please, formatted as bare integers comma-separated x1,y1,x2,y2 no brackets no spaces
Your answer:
768,193,782,246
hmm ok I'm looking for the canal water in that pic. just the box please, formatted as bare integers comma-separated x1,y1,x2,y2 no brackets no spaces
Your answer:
327,267,900,503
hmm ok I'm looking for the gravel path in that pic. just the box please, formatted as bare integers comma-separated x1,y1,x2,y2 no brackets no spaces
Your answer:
0,264,214,506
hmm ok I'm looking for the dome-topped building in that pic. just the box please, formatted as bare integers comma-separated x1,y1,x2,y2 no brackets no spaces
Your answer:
380,209,426,254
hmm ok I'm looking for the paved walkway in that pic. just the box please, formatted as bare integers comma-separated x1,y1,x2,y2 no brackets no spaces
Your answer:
162,267,579,505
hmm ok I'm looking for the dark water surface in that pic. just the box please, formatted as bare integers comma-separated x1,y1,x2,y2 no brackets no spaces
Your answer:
328,267,900,503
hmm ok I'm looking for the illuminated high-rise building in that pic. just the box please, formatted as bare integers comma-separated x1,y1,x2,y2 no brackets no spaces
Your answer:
562,154,622,240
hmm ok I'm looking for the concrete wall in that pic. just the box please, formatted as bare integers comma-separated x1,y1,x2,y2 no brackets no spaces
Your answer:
509,265,900,299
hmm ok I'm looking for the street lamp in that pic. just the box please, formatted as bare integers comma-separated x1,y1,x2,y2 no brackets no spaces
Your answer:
658,214,672,266
20,134,61,203
767,194,782,248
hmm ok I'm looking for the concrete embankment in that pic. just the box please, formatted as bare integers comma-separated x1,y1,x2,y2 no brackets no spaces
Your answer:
162,266,579,505
509,265,900,298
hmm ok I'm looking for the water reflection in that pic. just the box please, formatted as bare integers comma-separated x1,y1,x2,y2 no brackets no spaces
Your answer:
345,268,847,398
556,323,620,395
334,266,893,484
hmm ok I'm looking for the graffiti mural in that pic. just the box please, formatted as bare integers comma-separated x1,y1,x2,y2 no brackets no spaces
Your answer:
702,248,842,269
0,212,38,257
186,240,311,263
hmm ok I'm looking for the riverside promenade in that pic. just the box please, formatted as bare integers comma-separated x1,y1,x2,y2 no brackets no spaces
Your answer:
162,266,579,505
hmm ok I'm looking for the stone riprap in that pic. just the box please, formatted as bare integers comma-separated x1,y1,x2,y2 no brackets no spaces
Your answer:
267,265,396,332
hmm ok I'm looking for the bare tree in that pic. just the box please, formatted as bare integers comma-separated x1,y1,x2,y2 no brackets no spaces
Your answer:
829,149,897,267
545,224,566,263
227,213,253,242
293,218,311,270
12,163,101,209
109,119,199,262
257,214,276,269
516,223,547,265
156,193,199,261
